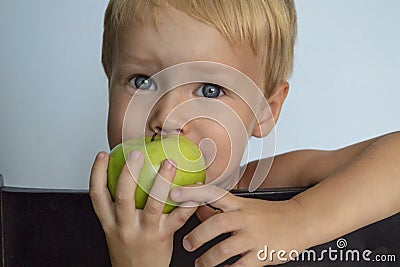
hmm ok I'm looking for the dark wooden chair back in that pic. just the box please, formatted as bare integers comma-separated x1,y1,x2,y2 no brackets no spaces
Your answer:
1,174,399,266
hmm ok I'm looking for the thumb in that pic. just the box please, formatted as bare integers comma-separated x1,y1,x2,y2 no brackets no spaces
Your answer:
169,183,238,212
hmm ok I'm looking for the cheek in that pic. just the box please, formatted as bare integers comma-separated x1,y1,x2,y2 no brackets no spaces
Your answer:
109,88,163,148
107,91,131,149
236,105,258,135
201,126,231,174
198,101,257,186
196,119,248,186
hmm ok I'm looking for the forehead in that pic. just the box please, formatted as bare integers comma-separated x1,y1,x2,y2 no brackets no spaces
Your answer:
113,3,262,86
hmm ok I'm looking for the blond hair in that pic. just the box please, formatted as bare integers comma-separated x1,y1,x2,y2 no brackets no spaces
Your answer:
102,0,297,97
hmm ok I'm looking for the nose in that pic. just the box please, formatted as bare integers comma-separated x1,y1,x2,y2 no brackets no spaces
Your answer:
148,88,188,135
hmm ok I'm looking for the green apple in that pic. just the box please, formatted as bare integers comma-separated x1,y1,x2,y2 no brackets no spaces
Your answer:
107,134,206,213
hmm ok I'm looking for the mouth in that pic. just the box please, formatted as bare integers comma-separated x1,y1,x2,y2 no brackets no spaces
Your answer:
151,129,185,140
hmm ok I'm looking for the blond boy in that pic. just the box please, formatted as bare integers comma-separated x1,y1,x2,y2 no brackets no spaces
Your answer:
89,0,400,266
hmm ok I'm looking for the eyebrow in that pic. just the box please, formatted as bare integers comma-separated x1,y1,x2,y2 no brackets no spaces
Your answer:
119,54,161,68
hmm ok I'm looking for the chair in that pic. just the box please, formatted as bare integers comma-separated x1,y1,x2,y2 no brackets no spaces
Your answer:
1,174,399,266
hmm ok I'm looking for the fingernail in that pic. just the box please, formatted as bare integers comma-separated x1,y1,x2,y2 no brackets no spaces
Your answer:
183,238,192,251
96,152,105,159
194,259,199,267
163,159,174,170
128,151,141,160
170,188,181,199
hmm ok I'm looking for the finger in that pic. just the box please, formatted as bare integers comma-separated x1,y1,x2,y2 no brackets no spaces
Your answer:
143,159,176,225
115,151,143,227
182,211,244,252
89,152,114,226
196,205,221,222
170,184,241,212
196,233,252,267
230,251,263,267
164,201,198,233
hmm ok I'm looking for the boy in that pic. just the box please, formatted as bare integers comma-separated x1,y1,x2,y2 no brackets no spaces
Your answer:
89,0,400,266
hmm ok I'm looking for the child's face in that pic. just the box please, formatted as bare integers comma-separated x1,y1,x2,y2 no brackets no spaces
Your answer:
107,4,271,186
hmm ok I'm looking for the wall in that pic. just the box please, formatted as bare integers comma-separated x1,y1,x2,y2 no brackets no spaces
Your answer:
0,0,399,189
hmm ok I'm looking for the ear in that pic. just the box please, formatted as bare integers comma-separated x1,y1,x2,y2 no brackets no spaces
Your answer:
252,81,289,138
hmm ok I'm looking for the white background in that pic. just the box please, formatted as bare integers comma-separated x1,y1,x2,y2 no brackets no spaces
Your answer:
0,0,399,189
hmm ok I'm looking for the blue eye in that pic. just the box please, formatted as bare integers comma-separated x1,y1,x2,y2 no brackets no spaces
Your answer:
194,83,224,98
128,75,157,90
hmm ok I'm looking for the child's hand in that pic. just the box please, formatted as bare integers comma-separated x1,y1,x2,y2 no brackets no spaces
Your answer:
89,151,198,267
170,185,309,266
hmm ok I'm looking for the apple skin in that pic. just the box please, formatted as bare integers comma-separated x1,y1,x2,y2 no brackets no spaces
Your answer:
107,135,206,213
